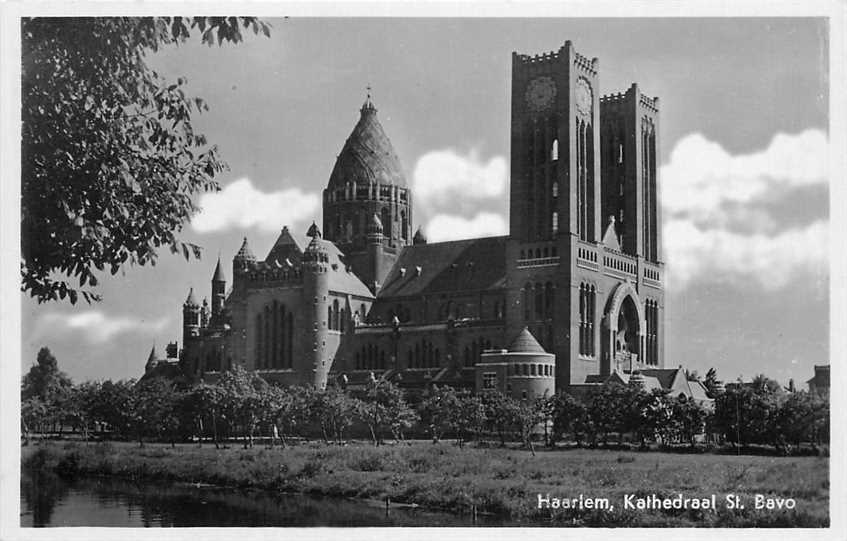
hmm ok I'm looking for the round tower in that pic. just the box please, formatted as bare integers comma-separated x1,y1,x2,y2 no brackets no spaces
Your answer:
182,287,201,345
302,222,332,389
322,92,412,291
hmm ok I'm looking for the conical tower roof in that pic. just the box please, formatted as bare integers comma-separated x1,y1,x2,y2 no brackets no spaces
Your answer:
212,256,226,282
413,226,427,245
146,345,158,365
508,327,546,354
234,237,256,262
327,94,406,188
184,287,198,307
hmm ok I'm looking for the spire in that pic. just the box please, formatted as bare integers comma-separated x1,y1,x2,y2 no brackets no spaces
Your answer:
146,345,158,365
361,85,377,114
602,215,621,251
212,256,226,282
234,237,256,262
184,287,198,307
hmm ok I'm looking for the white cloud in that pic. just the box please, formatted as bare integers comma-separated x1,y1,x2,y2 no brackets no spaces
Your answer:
37,311,170,344
412,149,507,209
664,219,828,291
660,130,829,290
661,129,827,223
426,212,507,243
192,177,320,233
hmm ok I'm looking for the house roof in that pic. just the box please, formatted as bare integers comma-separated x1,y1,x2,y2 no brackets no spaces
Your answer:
377,236,508,298
323,241,375,299
327,97,407,188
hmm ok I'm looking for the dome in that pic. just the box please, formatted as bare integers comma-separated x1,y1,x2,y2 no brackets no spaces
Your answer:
327,97,406,188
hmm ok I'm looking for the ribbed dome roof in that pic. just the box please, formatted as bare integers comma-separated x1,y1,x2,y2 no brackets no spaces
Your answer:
327,98,406,188
508,327,546,353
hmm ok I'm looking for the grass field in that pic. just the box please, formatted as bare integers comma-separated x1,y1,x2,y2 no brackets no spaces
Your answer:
22,440,829,527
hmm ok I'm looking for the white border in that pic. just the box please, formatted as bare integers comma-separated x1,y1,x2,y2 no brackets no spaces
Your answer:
1,2,845,541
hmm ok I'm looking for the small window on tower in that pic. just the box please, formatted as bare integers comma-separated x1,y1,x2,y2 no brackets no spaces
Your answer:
618,143,624,164
551,139,559,161
552,212,559,234
552,182,558,198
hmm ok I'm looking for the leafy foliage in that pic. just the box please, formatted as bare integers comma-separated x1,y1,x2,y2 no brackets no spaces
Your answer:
21,17,270,303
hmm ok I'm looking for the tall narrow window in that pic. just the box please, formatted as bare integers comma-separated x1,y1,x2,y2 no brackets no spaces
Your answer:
534,283,544,319
552,212,559,234
256,314,263,368
551,139,559,161
523,283,531,320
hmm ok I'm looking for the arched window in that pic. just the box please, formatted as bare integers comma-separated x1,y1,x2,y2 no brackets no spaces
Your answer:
551,139,559,161
360,303,367,322
401,210,408,240
340,308,346,333
545,282,554,318
552,182,558,198
552,212,559,234
327,305,333,331
381,208,390,237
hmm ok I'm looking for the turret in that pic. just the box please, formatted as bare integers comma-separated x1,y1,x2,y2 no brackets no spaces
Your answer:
200,297,210,328
303,222,331,389
182,287,200,344
413,226,428,245
232,236,256,293
211,256,226,318
367,214,386,293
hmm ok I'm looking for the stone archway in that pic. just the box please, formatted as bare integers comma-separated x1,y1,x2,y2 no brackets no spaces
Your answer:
601,281,646,375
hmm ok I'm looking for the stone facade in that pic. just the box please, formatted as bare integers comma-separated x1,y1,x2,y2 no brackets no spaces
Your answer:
159,40,667,395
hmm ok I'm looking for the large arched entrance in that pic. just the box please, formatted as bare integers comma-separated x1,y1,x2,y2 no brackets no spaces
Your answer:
601,282,646,375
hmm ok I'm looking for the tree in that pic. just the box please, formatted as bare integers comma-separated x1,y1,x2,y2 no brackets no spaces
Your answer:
450,391,486,448
22,347,73,432
670,395,707,447
22,17,270,303
417,385,460,443
218,365,268,448
355,379,412,446
482,391,516,446
703,367,722,397
549,391,588,446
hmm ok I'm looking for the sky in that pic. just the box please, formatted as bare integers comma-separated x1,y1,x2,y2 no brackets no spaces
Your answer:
20,17,830,387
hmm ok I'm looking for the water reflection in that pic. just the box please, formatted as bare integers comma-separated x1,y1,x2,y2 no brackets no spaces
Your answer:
21,470,506,527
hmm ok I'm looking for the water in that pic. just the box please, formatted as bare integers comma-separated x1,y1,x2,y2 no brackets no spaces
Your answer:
20,469,508,527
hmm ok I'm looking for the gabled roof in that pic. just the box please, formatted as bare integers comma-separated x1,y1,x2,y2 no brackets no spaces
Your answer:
378,236,507,298
265,226,304,267
601,216,621,251
327,97,406,188
508,327,546,353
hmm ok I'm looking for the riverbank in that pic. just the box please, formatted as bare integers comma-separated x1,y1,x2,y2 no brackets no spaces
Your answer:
22,440,829,527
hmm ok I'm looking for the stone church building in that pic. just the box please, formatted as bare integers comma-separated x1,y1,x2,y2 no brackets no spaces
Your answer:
152,41,670,401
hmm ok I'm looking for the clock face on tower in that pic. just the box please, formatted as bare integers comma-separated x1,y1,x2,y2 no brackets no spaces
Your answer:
524,76,557,113
575,77,593,116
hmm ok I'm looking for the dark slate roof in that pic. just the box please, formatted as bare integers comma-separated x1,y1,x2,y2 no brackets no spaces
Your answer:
212,257,226,282
234,237,256,261
509,327,546,353
640,368,683,389
327,99,407,188
265,226,303,267
377,236,507,298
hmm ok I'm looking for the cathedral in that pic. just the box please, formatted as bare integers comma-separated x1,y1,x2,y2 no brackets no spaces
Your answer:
149,40,673,402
